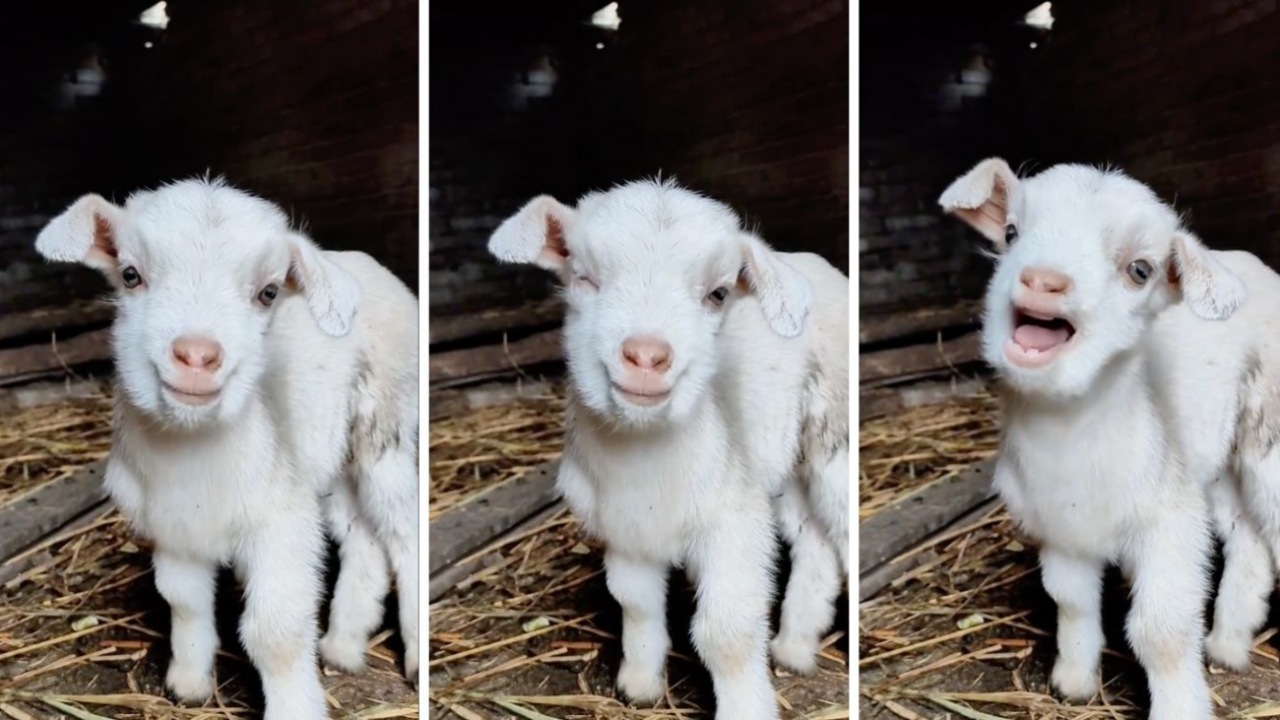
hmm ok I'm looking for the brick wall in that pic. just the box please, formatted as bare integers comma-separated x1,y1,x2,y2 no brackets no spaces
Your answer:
0,3,158,314
429,0,849,318
585,0,850,271
152,0,419,288
428,0,602,316
0,0,418,317
1018,0,1280,262
858,2,1040,314
863,0,1280,314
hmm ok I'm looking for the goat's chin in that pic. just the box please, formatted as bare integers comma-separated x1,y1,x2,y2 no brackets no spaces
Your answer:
570,371,705,431
985,340,1108,401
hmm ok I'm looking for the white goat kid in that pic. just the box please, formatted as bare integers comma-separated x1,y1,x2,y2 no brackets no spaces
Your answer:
488,178,848,720
939,159,1251,720
34,178,419,720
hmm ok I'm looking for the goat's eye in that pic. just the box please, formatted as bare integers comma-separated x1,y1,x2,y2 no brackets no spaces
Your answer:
121,266,143,289
1127,259,1154,285
707,286,730,307
1005,224,1018,245
575,274,599,291
257,283,279,306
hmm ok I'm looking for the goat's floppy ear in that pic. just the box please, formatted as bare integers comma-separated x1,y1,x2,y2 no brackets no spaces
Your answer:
488,195,576,274
34,194,125,274
286,232,363,337
938,158,1020,248
738,233,813,338
1168,231,1246,321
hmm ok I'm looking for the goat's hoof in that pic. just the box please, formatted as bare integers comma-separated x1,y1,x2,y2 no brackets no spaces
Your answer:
319,632,367,674
1205,629,1253,672
165,662,215,704
1050,657,1098,701
770,633,819,675
616,659,664,705
404,646,419,687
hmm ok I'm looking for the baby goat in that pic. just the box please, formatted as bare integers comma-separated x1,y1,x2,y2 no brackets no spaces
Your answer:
34,178,419,720
488,178,848,720
937,158,1279,720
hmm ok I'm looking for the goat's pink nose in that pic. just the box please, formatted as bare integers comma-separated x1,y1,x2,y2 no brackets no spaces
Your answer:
621,336,672,373
1020,267,1072,295
172,336,223,372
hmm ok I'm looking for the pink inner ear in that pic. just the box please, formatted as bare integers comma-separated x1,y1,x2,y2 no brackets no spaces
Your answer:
536,213,570,267
88,211,119,264
953,178,1009,241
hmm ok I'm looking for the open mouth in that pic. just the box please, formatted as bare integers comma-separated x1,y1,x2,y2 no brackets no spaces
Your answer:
1006,307,1077,368
611,382,671,407
162,382,221,406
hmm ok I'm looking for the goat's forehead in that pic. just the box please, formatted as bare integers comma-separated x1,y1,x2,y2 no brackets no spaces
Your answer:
573,185,741,274
120,183,292,266
125,183,289,232
1023,170,1176,238
1025,169,1162,213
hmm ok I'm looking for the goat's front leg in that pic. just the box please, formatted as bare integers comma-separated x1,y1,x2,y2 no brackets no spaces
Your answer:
686,504,779,720
1121,506,1213,720
238,510,328,720
1206,475,1273,670
1039,547,1105,700
604,551,670,704
154,551,219,703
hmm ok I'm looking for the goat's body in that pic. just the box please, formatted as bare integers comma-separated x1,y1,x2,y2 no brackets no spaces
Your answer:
106,250,419,720
995,335,1215,719
558,250,848,718
992,249,1280,719
1138,250,1280,673
487,179,848,718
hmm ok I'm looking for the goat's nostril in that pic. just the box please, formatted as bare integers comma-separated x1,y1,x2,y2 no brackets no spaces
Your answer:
621,336,673,373
1020,267,1072,295
172,336,224,371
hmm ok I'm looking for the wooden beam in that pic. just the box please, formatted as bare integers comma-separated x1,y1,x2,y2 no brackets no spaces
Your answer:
858,497,1002,601
429,299,564,346
428,329,562,386
0,301,114,344
0,328,113,382
859,301,982,346
857,459,996,573
858,331,982,384
859,377,989,421
429,380,555,421
428,461,560,575
0,461,108,562
429,501,567,602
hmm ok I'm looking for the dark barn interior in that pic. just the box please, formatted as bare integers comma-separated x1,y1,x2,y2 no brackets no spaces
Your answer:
0,1,418,717
859,2,1280,717
428,0,850,717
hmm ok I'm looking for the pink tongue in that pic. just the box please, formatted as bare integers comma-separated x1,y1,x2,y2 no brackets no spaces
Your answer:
1014,324,1069,351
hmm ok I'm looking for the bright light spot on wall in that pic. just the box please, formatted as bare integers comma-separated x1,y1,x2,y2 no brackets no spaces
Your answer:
1025,2,1053,30
1029,42,1038,49
139,1,170,29
596,42,605,49
145,41,155,49
591,2,621,31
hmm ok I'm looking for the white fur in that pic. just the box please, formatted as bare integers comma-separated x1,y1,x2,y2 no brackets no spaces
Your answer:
939,158,1280,720
488,178,849,718
34,178,420,720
